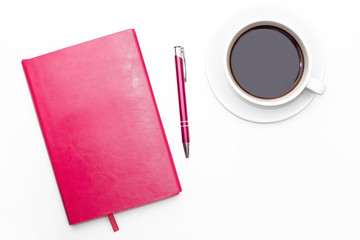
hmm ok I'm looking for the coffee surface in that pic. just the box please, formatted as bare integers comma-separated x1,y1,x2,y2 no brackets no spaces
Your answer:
230,26,304,99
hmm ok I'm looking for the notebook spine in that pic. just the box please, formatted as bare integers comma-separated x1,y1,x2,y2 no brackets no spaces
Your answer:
130,29,182,192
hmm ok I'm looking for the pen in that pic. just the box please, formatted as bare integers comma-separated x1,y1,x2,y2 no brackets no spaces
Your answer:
174,46,190,158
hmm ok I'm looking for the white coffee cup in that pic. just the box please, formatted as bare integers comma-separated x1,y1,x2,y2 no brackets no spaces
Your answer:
224,20,326,107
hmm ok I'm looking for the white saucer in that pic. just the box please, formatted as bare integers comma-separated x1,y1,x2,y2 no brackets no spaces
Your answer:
205,8,325,123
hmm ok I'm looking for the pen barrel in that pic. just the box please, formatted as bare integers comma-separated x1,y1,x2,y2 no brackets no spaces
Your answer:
175,55,190,143
181,124,190,143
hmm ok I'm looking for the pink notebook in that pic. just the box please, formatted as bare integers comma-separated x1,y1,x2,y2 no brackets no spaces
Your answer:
22,29,181,231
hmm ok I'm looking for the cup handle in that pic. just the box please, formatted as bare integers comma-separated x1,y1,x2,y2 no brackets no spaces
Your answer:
306,77,326,95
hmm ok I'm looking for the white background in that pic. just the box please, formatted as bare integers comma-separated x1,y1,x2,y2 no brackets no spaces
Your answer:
1,0,359,239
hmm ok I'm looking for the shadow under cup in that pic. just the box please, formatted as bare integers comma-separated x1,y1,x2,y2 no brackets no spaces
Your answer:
229,25,305,100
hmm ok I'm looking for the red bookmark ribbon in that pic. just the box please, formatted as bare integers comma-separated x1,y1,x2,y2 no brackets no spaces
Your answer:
108,214,119,232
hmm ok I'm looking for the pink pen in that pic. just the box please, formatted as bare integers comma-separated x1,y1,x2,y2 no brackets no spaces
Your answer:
174,46,190,158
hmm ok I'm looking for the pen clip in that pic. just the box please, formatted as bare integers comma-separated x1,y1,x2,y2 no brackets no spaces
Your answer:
181,47,187,82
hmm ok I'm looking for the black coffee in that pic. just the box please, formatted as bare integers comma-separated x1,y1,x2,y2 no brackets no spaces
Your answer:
229,25,304,99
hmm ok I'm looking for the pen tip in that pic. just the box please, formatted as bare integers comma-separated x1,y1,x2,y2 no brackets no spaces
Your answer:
183,142,189,158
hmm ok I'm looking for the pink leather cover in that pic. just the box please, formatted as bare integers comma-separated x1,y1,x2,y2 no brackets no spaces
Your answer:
22,29,181,226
